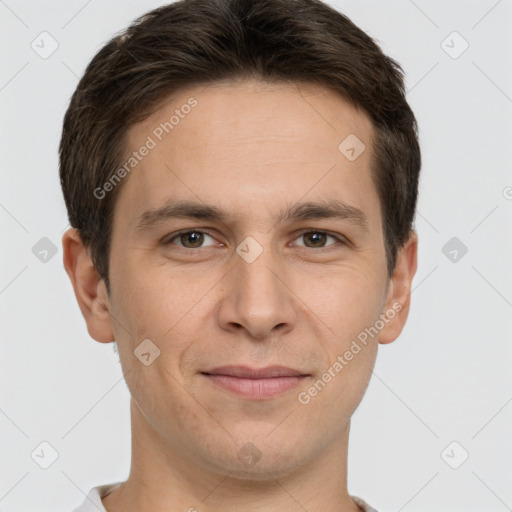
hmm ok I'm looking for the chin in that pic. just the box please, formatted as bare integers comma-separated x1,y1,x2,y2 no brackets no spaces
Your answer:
221,457,304,482
203,439,308,482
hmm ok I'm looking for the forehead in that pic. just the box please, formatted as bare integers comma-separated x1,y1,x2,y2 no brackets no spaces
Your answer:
115,79,380,232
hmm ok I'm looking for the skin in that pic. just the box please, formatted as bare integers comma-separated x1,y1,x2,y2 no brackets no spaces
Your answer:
63,79,418,512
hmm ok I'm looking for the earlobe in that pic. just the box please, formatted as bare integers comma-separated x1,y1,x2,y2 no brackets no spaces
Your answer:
378,230,418,345
62,228,115,343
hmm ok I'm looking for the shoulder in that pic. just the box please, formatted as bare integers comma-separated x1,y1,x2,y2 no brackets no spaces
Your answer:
351,495,380,512
71,481,124,512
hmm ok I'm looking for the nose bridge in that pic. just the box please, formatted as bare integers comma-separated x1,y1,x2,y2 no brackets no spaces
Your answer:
236,236,283,306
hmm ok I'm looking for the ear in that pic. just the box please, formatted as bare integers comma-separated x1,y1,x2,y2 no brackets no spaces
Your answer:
378,230,418,345
62,227,115,343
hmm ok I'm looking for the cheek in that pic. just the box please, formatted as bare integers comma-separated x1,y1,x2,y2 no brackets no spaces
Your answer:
124,355,210,449
296,295,379,427
108,259,213,398
109,252,208,341
294,265,384,405
299,263,386,344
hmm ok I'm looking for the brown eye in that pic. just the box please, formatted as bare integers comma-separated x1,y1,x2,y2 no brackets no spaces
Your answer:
165,230,216,249
180,231,204,248
304,232,327,247
295,231,342,248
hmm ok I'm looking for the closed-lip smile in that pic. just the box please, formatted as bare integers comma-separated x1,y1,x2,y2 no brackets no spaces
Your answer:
201,365,310,399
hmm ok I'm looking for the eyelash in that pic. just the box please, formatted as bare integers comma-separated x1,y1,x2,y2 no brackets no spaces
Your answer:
162,229,347,251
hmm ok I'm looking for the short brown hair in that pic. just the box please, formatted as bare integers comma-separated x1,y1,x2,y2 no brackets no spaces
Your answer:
59,0,421,294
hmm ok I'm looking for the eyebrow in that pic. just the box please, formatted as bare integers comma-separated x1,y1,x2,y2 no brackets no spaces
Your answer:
135,199,370,234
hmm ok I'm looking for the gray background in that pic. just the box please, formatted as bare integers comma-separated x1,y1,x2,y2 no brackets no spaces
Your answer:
1,0,511,510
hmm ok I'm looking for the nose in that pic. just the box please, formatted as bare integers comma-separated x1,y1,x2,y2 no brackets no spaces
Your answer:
217,244,297,340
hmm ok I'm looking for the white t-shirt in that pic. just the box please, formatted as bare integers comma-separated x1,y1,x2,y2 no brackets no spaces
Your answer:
72,482,379,511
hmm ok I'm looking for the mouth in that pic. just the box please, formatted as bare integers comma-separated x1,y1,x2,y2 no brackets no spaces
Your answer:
201,365,310,399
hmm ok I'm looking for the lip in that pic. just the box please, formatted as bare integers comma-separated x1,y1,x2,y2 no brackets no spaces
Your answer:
203,365,307,378
201,365,310,399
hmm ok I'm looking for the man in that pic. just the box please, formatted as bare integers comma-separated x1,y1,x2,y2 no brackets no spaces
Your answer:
61,0,420,510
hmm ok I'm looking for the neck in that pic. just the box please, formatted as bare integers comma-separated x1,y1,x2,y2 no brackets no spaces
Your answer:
102,399,362,512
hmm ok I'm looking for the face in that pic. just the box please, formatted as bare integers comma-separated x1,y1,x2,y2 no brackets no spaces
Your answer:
75,79,415,479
